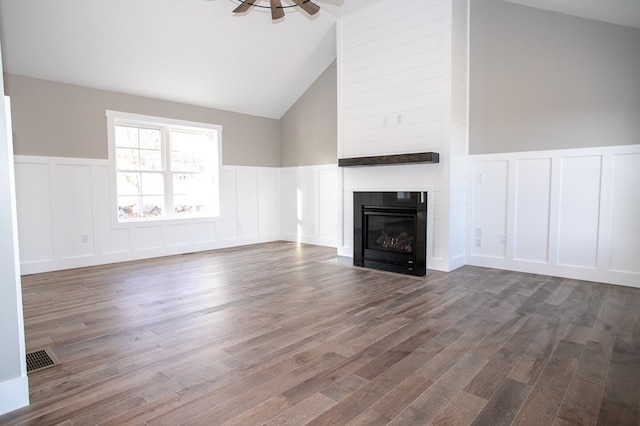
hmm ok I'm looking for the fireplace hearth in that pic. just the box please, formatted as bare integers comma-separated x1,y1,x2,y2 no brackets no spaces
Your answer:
354,191,427,276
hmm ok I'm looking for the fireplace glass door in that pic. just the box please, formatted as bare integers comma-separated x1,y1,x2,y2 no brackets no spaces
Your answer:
365,211,415,254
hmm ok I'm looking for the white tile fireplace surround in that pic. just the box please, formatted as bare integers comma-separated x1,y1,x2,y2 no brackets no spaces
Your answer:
337,162,448,272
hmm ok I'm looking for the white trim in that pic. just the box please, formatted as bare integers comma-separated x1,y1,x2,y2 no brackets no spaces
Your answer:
0,98,29,417
14,154,109,166
470,144,640,161
106,110,223,228
0,375,29,416
105,110,223,133
19,234,281,275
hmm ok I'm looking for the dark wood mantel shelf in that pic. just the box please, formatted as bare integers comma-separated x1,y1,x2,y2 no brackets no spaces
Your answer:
338,152,439,167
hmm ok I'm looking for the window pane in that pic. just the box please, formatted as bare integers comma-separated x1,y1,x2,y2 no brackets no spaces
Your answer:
141,196,164,217
116,148,140,170
115,126,139,148
171,131,215,172
117,173,141,196
171,151,199,173
172,173,213,195
140,173,164,196
173,173,214,216
139,128,161,150
139,149,163,171
174,195,211,216
118,196,140,219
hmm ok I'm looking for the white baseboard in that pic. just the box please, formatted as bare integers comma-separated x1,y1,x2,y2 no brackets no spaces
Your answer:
469,255,640,289
448,253,467,271
0,375,29,416
20,234,282,275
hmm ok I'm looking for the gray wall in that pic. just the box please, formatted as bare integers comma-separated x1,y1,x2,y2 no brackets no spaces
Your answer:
470,0,640,154
280,60,337,167
4,74,281,167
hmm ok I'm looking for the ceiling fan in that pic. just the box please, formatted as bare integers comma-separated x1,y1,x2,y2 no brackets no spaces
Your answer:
233,0,321,20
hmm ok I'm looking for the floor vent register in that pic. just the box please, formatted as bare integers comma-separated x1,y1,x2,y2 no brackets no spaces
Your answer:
26,349,58,373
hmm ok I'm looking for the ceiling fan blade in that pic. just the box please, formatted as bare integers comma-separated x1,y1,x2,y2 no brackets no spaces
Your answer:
290,0,320,16
233,0,257,14
271,0,285,20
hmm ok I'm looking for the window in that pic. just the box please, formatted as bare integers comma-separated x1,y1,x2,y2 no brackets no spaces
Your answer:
107,111,221,223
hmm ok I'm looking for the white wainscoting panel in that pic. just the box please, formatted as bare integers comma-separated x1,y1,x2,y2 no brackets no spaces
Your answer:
133,226,163,251
258,168,280,237
318,168,338,244
92,165,131,255
608,153,640,274
192,221,216,245
280,169,299,241
56,164,95,259
471,160,508,259
469,145,640,288
14,162,54,263
557,156,601,268
14,156,284,274
216,167,239,242
513,158,552,263
236,168,260,239
166,224,190,248
280,165,338,247
299,170,319,241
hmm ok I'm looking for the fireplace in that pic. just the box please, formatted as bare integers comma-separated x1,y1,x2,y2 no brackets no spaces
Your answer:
354,191,427,276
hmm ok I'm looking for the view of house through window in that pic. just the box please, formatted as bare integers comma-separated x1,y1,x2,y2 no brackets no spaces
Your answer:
108,111,221,222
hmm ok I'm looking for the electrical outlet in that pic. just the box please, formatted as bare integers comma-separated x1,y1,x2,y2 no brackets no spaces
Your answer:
475,238,482,248
500,234,507,244
81,233,89,244
475,228,482,238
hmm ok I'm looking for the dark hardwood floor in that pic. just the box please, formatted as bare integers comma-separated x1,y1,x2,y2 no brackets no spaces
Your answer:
1,242,639,425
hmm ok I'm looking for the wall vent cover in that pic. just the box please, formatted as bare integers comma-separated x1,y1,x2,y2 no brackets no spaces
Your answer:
26,349,57,373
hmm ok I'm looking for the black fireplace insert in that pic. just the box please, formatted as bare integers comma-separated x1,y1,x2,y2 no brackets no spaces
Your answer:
354,191,427,276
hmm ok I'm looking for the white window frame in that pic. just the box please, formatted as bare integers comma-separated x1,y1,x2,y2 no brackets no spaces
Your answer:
106,110,222,228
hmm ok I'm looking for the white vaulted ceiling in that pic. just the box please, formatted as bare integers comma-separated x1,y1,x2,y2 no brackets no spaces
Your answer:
0,0,386,118
505,0,640,29
0,0,638,119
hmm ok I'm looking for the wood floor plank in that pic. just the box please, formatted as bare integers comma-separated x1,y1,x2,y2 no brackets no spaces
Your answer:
512,340,584,425
264,393,336,426
556,377,602,426
464,353,516,400
470,378,531,426
1,242,638,426
387,353,488,425
159,351,346,425
367,374,434,421
431,390,487,426
98,393,186,425
320,373,369,402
